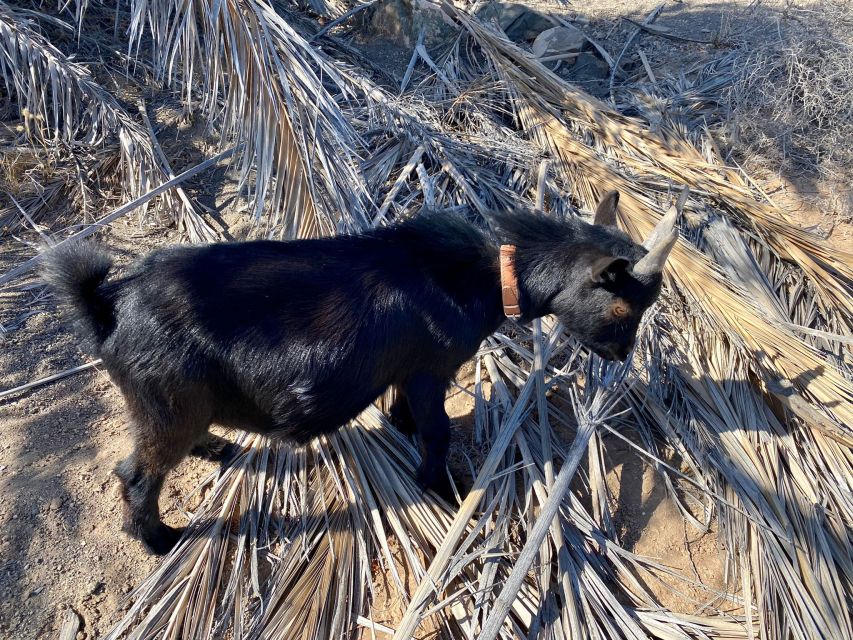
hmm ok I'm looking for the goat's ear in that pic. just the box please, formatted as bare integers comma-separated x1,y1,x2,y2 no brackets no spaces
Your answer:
590,256,631,283
593,190,620,227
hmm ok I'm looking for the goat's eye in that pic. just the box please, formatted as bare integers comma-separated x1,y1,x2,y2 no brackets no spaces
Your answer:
611,299,630,318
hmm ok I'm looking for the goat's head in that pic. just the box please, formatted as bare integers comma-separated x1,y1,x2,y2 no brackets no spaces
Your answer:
547,189,683,361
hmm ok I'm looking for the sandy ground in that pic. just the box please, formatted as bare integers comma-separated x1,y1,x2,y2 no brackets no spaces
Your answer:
1,1,850,638
0,224,213,638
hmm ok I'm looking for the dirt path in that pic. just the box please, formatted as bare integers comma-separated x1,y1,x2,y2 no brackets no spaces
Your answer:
0,224,222,638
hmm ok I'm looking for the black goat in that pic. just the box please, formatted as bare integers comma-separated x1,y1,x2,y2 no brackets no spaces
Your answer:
42,192,678,554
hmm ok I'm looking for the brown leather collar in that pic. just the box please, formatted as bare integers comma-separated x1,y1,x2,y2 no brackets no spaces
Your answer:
499,244,521,318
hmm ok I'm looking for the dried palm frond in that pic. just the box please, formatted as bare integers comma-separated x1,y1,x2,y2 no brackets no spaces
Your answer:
0,2,217,242
448,9,851,429
452,10,853,329
127,0,376,237
434,10,851,640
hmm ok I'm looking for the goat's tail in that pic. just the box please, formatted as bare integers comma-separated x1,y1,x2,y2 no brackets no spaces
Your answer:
41,242,116,350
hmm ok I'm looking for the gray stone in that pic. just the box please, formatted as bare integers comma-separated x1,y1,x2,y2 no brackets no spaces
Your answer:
362,0,458,49
532,27,587,60
564,51,610,98
475,2,553,42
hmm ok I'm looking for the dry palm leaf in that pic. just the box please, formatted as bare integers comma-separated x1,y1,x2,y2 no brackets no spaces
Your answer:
438,14,851,639
449,9,852,435
128,0,375,237
454,11,853,328
0,2,217,242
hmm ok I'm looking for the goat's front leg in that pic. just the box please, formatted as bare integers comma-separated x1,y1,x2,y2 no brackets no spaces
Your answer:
388,387,417,435
189,432,238,463
403,373,454,500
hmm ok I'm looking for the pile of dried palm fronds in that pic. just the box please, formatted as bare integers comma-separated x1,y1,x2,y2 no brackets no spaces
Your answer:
1,1,851,639
0,2,217,241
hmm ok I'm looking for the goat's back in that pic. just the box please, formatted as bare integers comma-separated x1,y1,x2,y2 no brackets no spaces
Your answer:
97,224,499,441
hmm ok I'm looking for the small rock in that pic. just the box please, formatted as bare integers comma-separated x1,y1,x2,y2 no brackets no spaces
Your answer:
88,581,104,595
565,51,611,98
361,0,458,48
28,586,44,597
49,497,64,511
476,2,553,42
532,26,586,60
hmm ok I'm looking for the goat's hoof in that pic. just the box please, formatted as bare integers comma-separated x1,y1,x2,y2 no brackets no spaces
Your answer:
417,468,455,503
143,524,185,556
191,435,238,464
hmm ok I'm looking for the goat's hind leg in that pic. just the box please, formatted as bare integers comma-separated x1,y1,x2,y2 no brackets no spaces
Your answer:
115,405,209,555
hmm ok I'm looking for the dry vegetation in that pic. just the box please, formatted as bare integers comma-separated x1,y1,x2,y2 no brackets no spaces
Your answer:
724,0,853,223
1,1,851,639
726,1,853,180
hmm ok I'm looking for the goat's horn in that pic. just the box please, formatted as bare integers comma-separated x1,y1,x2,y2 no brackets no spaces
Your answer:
633,226,677,276
634,187,688,276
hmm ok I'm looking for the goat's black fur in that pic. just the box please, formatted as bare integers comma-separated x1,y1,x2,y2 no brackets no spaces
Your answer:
43,202,664,554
